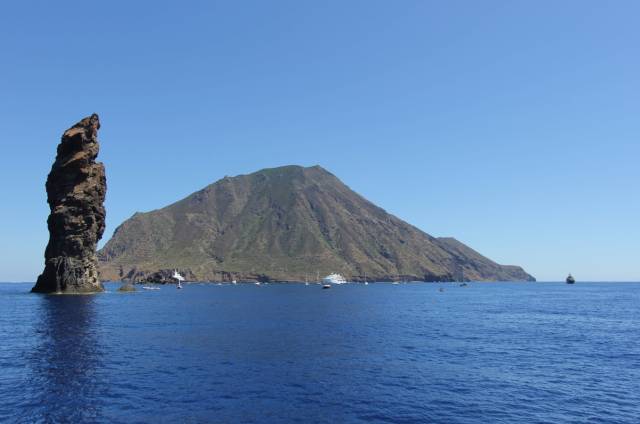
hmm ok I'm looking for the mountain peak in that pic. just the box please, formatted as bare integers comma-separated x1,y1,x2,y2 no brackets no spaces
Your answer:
249,164,332,179
98,166,534,283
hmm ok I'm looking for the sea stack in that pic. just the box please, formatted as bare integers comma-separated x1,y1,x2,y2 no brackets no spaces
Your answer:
32,114,107,294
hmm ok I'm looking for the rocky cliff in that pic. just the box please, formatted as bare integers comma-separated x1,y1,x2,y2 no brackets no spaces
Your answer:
98,165,533,283
32,114,107,293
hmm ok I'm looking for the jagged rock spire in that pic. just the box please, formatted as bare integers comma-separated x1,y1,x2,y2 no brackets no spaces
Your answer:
32,114,107,293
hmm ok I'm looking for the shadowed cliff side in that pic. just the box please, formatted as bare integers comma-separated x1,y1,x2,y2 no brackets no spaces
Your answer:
32,114,107,293
99,165,533,283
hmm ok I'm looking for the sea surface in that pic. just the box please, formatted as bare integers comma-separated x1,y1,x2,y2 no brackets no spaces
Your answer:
1,282,639,424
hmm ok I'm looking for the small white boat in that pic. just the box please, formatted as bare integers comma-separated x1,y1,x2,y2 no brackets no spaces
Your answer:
173,270,185,289
322,284,331,289
232,280,237,284
322,273,347,285
392,282,400,285
255,282,261,285
142,286,160,290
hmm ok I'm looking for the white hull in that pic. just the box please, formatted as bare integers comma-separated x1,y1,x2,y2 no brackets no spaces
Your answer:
322,274,347,284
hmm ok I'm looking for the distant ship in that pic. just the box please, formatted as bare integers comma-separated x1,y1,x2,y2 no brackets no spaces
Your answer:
566,274,575,284
322,273,347,285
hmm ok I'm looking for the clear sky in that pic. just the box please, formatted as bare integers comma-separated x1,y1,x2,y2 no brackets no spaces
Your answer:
0,1,638,282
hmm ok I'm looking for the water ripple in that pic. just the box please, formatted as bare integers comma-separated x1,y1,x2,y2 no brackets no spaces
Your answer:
0,282,639,423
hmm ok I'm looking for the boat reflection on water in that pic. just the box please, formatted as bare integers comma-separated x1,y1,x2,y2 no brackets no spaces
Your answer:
23,294,104,423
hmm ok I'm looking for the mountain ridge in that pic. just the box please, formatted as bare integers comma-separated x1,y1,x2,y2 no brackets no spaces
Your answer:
98,165,534,282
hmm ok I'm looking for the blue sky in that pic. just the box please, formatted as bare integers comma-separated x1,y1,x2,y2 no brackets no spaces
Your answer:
0,1,638,281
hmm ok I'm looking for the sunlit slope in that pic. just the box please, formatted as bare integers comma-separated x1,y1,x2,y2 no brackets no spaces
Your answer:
99,165,534,282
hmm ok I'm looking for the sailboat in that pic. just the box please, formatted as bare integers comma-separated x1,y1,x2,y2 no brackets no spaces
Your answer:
320,271,331,289
363,271,368,285
173,269,185,289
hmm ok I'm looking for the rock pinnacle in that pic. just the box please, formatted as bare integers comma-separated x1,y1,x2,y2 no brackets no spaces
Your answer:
32,114,107,293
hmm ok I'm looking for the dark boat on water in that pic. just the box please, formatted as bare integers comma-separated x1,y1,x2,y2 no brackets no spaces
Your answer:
566,274,575,284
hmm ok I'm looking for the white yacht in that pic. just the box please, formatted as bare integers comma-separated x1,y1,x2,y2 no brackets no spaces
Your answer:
173,270,185,289
322,273,347,285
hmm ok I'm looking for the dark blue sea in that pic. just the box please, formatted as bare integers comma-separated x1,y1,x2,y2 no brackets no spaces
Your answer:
1,282,639,423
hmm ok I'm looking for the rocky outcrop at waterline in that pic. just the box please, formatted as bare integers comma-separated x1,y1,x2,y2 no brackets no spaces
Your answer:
117,283,136,292
32,114,107,294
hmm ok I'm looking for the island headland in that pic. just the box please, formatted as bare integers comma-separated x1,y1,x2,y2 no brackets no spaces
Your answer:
32,114,107,293
98,165,534,283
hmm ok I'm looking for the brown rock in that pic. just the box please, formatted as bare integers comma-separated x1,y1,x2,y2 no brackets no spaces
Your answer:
32,114,107,293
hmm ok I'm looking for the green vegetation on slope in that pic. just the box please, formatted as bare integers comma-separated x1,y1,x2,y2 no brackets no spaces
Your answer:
98,165,534,282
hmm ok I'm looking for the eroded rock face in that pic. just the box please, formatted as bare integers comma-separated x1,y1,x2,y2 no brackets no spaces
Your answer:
32,114,107,293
